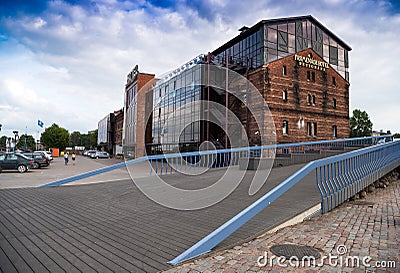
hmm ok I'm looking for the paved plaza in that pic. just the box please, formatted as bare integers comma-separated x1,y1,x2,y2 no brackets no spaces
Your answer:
164,179,400,273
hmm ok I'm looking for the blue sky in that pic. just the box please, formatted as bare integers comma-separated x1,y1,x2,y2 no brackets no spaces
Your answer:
0,0,400,139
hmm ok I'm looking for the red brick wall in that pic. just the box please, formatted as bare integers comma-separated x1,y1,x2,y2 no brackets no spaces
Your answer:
247,48,350,144
136,74,156,157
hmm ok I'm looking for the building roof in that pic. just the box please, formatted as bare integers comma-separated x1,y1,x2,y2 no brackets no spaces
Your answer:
212,15,352,55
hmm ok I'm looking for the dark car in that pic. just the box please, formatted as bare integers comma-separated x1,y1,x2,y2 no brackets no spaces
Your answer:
0,153,33,173
23,152,50,169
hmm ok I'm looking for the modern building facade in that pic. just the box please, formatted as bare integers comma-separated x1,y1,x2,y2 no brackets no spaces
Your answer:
97,113,114,154
124,15,351,156
123,65,155,158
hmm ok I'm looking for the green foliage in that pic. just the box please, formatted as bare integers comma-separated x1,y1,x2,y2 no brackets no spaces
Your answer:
0,135,11,151
350,109,373,137
73,130,98,149
70,131,82,146
40,123,70,150
16,135,36,151
394,133,400,139
0,135,8,148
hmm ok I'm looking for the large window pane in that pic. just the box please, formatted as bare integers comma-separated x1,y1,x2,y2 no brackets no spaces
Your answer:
329,46,338,65
278,30,288,52
267,28,277,43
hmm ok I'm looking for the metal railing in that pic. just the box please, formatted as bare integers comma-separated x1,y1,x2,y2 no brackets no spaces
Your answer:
168,138,400,265
146,135,391,175
39,135,391,187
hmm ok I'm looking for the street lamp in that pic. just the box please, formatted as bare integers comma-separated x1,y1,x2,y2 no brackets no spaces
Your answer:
12,130,19,153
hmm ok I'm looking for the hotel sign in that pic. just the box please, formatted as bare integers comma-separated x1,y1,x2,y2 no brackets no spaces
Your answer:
127,64,139,85
294,55,329,71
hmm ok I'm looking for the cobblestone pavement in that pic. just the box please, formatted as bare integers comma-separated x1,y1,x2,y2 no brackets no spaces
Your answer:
164,180,399,273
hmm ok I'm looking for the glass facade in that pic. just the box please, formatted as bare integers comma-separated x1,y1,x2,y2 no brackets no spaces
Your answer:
124,82,138,150
151,65,202,153
213,17,350,81
214,28,264,69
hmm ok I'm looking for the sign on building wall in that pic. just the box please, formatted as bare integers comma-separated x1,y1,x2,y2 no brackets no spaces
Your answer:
294,54,329,71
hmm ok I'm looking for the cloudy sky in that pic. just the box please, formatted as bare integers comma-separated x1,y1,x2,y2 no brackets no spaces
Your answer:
0,0,399,139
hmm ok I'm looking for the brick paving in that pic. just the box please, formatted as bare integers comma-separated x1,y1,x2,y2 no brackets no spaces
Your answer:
164,180,400,273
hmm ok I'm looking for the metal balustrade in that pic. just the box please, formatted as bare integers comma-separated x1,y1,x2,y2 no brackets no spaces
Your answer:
169,138,400,265
40,135,391,187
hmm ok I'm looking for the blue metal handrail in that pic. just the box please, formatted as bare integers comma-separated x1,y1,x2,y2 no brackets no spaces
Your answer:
39,135,391,187
168,139,400,265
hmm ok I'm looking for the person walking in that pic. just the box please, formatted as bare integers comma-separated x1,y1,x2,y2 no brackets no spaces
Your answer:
72,152,76,165
64,152,69,165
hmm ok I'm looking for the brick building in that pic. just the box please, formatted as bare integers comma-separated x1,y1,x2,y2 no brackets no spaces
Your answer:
113,108,124,155
210,15,351,145
245,48,350,143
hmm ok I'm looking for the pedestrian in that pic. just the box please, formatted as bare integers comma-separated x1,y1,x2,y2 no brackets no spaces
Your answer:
64,152,69,165
72,152,76,165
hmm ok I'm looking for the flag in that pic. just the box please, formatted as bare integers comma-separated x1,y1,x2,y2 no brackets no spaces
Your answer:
38,120,44,128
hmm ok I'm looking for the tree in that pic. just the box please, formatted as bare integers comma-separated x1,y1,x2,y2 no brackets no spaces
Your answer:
16,135,36,151
394,133,400,139
0,135,8,150
70,131,82,147
350,109,373,137
40,123,70,150
88,130,98,149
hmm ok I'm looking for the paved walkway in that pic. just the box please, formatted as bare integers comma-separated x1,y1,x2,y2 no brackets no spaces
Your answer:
0,155,150,189
164,179,400,273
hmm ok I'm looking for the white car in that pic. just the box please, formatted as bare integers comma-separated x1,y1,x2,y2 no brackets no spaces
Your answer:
90,151,111,159
35,151,53,161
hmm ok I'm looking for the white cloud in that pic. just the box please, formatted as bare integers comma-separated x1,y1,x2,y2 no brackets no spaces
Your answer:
0,0,399,140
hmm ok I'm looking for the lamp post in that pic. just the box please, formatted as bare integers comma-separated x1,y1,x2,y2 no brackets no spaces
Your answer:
12,130,19,153
24,126,27,152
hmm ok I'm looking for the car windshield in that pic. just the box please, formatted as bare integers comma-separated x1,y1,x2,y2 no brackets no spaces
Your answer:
18,154,30,160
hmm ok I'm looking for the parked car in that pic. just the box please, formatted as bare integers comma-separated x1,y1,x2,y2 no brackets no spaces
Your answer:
45,151,54,161
90,151,111,159
86,150,97,157
0,153,33,173
23,152,49,169
34,151,53,162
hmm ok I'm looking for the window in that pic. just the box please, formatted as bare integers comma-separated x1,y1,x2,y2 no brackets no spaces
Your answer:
307,71,311,81
312,95,316,105
283,65,287,76
332,76,336,86
307,94,312,105
332,125,338,138
278,30,288,52
283,90,288,102
283,120,288,135
333,98,337,109
311,71,315,82
313,122,317,136
329,45,338,65
307,122,317,137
